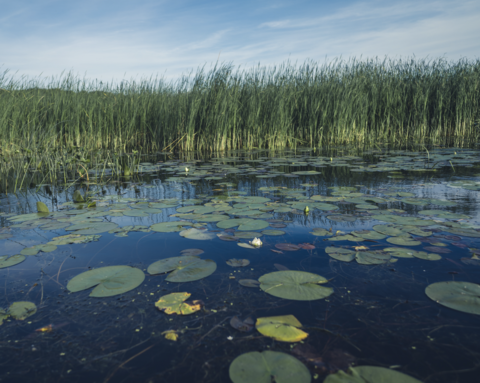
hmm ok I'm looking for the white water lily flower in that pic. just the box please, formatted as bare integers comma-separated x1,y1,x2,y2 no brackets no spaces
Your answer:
249,237,263,247
185,167,189,172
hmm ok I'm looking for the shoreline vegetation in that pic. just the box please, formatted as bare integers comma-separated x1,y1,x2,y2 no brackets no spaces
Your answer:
0,57,479,154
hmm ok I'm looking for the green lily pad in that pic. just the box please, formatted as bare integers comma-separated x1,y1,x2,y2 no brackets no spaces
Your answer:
325,247,355,262
67,222,118,235
386,236,421,246
48,234,101,245
234,232,261,239
192,214,230,222
151,221,193,233
444,228,480,238
147,255,216,282
217,218,269,231
255,315,308,343
20,244,57,256
36,201,49,213
352,230,386,240
227,259,250,267
412,251,442,261
73,190,85,203
238,243,256,249
425,281,480,315
0,254,25,269
310,228,333,236
179,228,216,240
355,251,391,265
123,209,149,217
259,270,333,301
67,266,145,297
176,206,216,214
324,366,422,383
373,225,405,236
383,247,415,258
155,292,202,315
8,301,37,320
229,351,311,383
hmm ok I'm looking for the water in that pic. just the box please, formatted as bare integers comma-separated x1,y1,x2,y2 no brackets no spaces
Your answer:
1,146,480,383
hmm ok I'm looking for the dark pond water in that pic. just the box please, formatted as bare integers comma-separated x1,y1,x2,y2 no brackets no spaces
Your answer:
1,146,480,383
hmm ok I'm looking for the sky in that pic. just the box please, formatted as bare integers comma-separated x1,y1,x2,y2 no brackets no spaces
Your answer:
1,0,479,83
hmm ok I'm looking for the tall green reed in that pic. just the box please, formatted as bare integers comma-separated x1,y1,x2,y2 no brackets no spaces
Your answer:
0,57,479,153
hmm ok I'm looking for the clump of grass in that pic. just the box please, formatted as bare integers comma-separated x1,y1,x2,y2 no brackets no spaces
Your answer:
0,57,479,152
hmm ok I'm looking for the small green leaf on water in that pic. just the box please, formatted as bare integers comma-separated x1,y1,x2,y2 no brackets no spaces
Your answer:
227,259,250,267
155,292,202,315
229,350,311,383
148,255,216,282
0,254,25,269
324,366,422,383
259,270,333,301
73,190,85,203
256,315,308,342
179,228,216,240
8,301,37,320
425,281,480,315
67,266,145,297
238,279,261,288
36,201,49,213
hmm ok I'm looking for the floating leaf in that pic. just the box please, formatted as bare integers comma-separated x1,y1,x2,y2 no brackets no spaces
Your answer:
425,281,480,315
0,254,25,269
259,270,333,301
423,246,450,254
227,259,250,267
179,228,216,240
8,301,37,320
298,243,315,250
238,243,256,249
229,351,311,383
67,266,145,297
310,228,333,236
155,292,202,315
36,201,49,213
274,263,289,271
234,231,261,239
256,315,308,342
217,218,269,231
355,251,391,265
148,255,216,282
73,190,85,203
325,247,355,262
20,244,57,256
151,221,193,233
238,279,261,288
386,236,421,246
275,243,300,251
49,234,100,245
324,366,422,383
230,316,254,332
163,330,179,341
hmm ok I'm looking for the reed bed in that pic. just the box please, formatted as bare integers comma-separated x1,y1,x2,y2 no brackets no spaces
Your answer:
0,57,479,153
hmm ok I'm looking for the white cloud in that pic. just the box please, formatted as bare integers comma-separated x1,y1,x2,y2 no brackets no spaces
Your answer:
0,0,478,84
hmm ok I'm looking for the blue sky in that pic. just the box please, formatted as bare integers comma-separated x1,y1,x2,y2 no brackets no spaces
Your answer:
1,0,479,82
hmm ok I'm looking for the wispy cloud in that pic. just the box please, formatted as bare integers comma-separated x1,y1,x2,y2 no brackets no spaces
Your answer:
0,0,478,83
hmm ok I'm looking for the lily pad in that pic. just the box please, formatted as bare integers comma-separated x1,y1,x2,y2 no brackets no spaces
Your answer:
386,236,421,246
425,281,480,315
49,234,100,245
227,259,250,267
20,244,57,256
355,251,391,265
179,228,216,240
310,228,333,236
0,254,25,269
256,315,308,343
217,218,269,231
325,247,355,262
155,292,202,315
147,255,216,282
259,270,333,301
36,201,49,213
67,266,145,297
238,243,256,249
229,351,311,383
324,366,422,383
230,316,254,332
8,301,37,320
275,243,300,251
150,221,193,233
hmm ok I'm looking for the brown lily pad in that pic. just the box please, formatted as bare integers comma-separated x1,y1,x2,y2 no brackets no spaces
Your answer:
275,243,300,251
